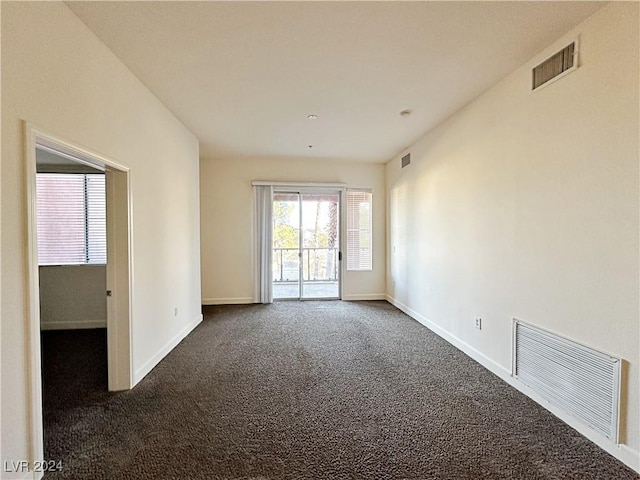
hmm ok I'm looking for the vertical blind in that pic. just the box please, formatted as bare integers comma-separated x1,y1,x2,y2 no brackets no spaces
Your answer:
36,173,107,265
346,190,372,271
253,185,273,303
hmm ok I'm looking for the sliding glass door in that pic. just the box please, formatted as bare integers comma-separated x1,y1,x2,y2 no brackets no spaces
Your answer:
273,190,341,300
272,193,301,299
300,192,340,299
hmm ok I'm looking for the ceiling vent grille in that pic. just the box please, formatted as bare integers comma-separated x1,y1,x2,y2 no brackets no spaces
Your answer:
401,153,411,168
532,41,577,91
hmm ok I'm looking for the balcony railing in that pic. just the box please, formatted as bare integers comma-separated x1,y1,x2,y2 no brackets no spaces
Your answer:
273,247,339,282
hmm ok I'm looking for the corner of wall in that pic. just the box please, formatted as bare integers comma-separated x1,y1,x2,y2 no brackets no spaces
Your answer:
133,314,203,385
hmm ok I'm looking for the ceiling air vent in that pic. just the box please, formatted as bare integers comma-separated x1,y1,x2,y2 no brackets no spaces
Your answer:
532,41,577,91
401,153,411,168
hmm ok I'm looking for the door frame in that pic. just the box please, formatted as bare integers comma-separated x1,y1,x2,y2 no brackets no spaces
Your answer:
24,123,133,468
272,186,343,300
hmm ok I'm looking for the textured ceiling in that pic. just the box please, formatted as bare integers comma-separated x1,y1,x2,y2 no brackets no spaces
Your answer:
67,1,604,163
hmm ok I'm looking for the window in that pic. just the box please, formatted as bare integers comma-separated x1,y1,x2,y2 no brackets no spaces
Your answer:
346,190,372,271
36,173,106,265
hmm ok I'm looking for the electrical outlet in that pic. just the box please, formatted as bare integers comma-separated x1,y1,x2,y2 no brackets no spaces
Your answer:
475,317,482,330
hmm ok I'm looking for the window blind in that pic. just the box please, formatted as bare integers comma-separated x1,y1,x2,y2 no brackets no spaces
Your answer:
85,174,107,264
36,173,107,265
346,190,372,271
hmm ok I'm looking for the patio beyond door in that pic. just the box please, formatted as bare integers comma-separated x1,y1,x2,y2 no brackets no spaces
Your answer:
273,191,341,299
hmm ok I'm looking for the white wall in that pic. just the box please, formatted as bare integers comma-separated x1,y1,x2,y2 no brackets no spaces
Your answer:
39,266,107,330
386,3,639,469
200,157,386,303
1,2,202,477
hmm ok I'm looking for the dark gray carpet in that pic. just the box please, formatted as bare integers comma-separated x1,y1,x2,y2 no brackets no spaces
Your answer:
41,301,638,479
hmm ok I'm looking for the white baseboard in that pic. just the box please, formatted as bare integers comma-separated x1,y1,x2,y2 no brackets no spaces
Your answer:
342,293,387,301
619,445,640,473
133,314,202,384
203,295,388,303
202,297,254,305
40,319,106,330
386,295,510,377
0,469,41,480
385,294,640,474
513,379,640,472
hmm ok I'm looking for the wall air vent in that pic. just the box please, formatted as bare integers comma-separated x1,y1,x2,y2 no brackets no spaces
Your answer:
513,319,621,443
401,153,411,168
532,41,577,91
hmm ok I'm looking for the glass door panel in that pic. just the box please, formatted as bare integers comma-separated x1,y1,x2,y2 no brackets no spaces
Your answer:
273,190,340,300
300,193,340,299
272,193,300,299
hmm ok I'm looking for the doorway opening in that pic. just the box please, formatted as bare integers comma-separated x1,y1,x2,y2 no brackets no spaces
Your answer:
272,190,341,300
25,125,133,467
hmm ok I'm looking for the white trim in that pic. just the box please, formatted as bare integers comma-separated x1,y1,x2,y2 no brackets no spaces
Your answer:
35,132,130,172
105,167,134,392
619,445,640,473
36,144,105,172
25,123,45,472
386,295,640,474
252,180,346,188
530,37,580,93
343,293,387,301
270,187,344,300
133,314,203,384
40,320,107,330
386,295,509,377
202,297,255,305
2,471,40,480
24,123,134,472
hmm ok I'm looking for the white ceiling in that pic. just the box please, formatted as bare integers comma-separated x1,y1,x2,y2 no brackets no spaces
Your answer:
66,1,604,164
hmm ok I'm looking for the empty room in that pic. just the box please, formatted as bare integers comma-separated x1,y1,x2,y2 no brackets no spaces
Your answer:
1,1,638,479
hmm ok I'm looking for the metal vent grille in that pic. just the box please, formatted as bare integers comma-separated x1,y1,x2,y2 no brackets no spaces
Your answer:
513,320,620,442
532,42,576,90
401,153,411,168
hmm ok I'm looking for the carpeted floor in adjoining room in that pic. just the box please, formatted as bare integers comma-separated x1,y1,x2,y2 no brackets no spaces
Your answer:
41,301,638,480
